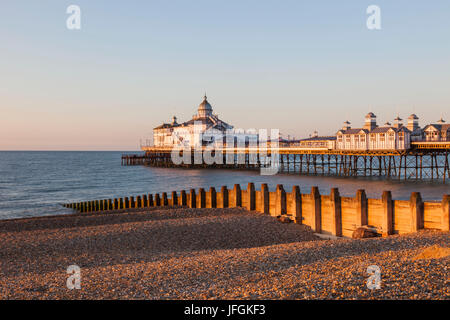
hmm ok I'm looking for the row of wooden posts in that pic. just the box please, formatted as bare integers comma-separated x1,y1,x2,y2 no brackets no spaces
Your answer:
63,183,449,237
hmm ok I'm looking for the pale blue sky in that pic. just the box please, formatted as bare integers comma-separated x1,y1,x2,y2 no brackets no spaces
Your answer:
1,0,449,150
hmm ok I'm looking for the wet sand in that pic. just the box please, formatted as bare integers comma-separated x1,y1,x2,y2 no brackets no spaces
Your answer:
0,207,448,299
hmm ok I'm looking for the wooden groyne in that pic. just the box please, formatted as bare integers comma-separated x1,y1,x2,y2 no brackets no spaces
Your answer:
63,183,450,238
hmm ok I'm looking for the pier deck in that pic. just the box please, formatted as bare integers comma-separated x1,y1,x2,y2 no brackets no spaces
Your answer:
122,143,450,182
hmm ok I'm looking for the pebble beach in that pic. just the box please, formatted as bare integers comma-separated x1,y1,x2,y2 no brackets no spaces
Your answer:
0,207,448,300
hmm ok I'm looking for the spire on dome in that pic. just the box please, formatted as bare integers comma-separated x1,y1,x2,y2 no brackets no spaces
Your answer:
197,94,213,118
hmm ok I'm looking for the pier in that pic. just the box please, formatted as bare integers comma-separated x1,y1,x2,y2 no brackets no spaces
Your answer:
122,141,450,182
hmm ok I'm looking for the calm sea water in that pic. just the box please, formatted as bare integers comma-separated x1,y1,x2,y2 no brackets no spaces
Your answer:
0,151,448,220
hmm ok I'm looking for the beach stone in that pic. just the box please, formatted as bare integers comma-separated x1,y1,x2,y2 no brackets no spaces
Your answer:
277,215,292,223
352,227,379,239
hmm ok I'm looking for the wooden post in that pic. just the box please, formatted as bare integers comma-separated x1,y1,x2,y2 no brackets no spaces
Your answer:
162,193,168,206
189,189,196,208
292,186,302,224
148,194,154,207
209,187,217,208
247,182,256,211
119,198,124,210
124,197,129,209
442,195,450,231
221,186,229,208
108,199,112,210
410,192,423,232
172,191,178,206
276,184,286,216
330,188,342,236
261,184,270,214
311,186,321,232
199,188,206,208
143,195,148,208
155,194,161,206
180,190,187,206
136,196,142,208
233,184,242,207
355,189,368,227
382,191,394,236
130,196,135,209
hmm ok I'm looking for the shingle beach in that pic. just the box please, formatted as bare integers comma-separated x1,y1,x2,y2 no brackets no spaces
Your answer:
0,208,448,299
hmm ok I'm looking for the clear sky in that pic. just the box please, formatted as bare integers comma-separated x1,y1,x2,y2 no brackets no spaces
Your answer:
1,0,449,150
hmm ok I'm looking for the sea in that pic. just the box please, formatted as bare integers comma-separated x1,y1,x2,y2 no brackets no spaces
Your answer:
0,151,448,220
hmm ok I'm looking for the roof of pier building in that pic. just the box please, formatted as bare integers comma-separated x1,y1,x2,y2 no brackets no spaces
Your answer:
423,121,450,134
153,95,233,132
336,112,417,136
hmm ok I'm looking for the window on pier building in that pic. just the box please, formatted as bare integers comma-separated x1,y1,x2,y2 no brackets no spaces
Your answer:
380,133,385,141
346,135,351,142
370,134,376,141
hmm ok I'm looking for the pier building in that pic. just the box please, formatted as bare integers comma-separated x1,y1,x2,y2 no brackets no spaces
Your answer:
153,95,258,148
423,118,450,142
336,113,413,151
